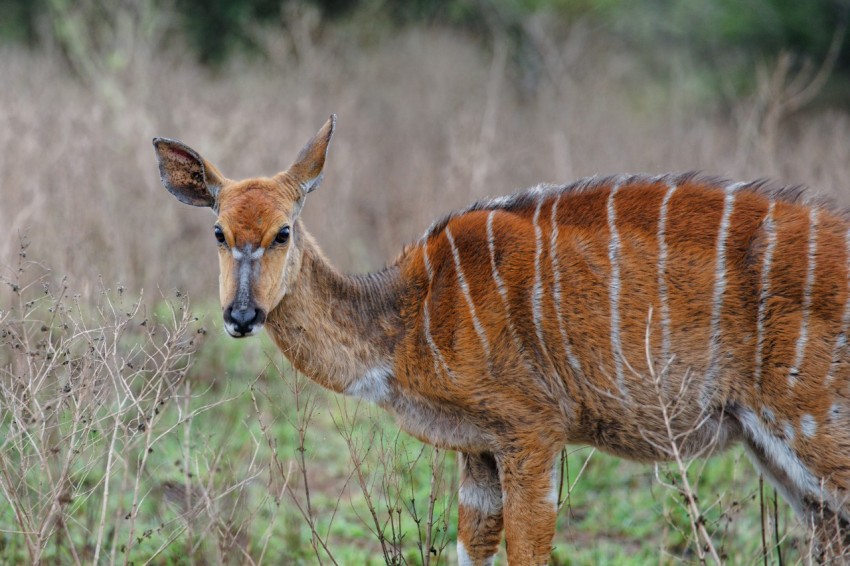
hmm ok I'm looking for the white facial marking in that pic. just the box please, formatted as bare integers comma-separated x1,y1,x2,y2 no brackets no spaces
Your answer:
754,201,777,389
232,246,264,261
790,208,818,387
446,226,491,361
702,182,741,405
657,182,678,364
344,364,392,405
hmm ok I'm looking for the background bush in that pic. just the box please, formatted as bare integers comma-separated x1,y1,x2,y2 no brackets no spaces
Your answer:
4,0,850,95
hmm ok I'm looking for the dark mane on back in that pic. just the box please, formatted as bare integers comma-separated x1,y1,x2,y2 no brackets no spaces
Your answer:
419,173,622,241
394,172,827,263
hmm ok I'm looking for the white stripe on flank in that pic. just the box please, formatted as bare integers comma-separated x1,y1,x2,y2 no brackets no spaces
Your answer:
422,243,452,377
657,183,678,365
488,210,532,368
446,227,492,360
607,181,625,392
702,182,742,405
825,227,850,388
738,407,821,518
423,241,433,277
487,211,510,306
831,402,842,422
533,199,548,356
549,194,584,376
790,207,819,387
754,201,777,389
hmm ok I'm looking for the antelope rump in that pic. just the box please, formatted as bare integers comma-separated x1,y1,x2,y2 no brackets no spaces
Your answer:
154,116,850,563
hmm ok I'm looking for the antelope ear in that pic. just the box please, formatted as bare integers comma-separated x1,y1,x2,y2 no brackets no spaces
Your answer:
152,138,227,207
281,114,336,195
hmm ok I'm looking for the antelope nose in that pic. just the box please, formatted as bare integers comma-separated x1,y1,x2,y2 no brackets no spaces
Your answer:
225,305,265,336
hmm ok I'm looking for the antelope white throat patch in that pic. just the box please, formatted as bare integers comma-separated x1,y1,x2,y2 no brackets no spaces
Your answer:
345,364,392,404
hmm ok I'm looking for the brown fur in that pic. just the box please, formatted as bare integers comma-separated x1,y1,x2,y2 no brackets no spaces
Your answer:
155,117,850,563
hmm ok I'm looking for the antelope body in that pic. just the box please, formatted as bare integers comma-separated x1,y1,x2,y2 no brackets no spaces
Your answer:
154,116,850,563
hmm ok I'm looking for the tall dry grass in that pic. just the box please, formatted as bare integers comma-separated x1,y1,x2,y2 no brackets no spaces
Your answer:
4,22,850,302
0,249,205,563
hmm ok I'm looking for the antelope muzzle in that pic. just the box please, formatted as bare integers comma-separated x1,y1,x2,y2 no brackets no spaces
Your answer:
223,303,266,337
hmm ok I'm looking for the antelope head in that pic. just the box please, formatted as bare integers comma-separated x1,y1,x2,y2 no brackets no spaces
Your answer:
153,115,336,338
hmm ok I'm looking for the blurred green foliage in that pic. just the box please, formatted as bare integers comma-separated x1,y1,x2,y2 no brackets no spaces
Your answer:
615,1,850,80
0,0,42,44
1,0,849,94
174,0,283,64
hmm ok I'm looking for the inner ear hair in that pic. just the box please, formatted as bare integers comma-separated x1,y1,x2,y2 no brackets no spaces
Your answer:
153,138,222,208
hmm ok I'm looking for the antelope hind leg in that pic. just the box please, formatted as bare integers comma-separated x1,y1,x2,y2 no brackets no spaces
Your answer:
458,452,504,565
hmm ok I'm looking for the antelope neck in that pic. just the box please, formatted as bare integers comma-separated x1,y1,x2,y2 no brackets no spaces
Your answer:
264,228,405,394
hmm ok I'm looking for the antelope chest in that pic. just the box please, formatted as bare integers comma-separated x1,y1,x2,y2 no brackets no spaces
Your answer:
388,392,492,452
344,365,492,452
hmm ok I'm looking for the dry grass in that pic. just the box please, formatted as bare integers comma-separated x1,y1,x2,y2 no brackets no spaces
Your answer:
3,13,850,564
4,23,850,300
0,249,206,563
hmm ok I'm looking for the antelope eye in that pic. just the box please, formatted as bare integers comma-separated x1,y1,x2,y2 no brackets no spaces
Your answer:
275,226,291,245
214,225,226,244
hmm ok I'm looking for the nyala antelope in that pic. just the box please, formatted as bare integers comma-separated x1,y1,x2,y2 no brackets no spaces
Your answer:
155,116,850,563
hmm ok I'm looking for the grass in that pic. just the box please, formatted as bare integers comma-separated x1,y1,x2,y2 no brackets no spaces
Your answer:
1,7,847,563
0,257,461,564
0,256,810,564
